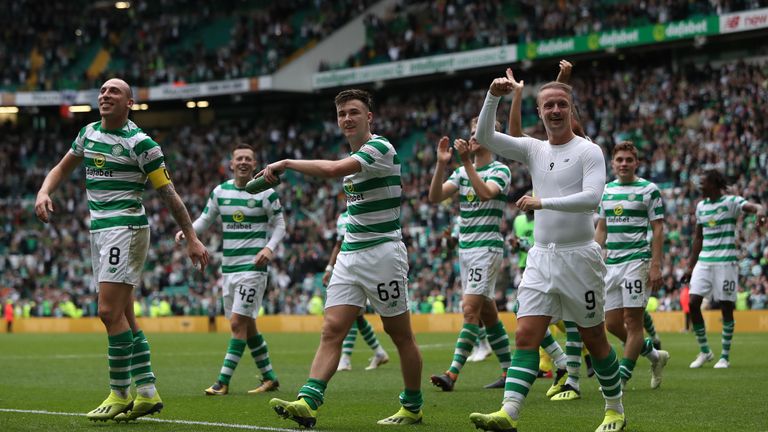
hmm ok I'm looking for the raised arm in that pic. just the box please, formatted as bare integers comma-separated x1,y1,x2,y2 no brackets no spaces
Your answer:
477,81,536,162
556,59,573,84
35,152,83,223
507,69,525,137
454,139,501,201
428,136,459,203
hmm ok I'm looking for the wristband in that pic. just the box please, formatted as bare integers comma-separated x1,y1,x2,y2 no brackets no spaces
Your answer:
325,265,333,272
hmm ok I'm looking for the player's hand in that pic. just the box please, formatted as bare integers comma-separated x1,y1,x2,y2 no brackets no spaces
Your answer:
507,235,519,251
453,138,471,162
254,247,273,266
34,192,55,223
649,264,663,292
515,195,542,211
556,60,573,83
322,270,332,286
490,74,515,97
756,212,767,228
186,237,210,272
174,230,185,243
255,160,286,184
680,269,693,284
506,68,524,93
436,136,453,165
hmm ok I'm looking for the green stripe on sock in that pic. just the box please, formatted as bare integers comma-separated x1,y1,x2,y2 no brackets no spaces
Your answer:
108,330,134,390
399,388,423,413
357,317,381,350
619,358,635,381
218,338,246,385
131,330,155,386
503,349,538,402
298,378,327,409
448,323,479,375
248,334,276,381
594,348,622,399
487,321,512,372
693,323,711,354
342,326,358,356
643,310,657,338
564,321,582,384
721,320,734,360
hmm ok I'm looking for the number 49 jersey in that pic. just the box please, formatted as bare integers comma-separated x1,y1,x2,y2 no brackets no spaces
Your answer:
598,178,663,265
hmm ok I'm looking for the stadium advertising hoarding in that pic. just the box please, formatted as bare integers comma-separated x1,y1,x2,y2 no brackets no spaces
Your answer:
313,46,518,89
720,8,768,33
147,78,253,101
518,16,720,60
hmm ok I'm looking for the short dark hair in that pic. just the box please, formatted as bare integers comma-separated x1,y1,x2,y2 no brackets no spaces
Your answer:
335,89,373,111
703,169,728,191
612,141,638,159
233,143,255,154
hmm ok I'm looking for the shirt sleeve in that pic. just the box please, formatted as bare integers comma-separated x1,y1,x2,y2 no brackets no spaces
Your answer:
69,125,88,157
648,185,664,221
336,214,347,241
192,189,219,235
447,168,461,188
540,143,606,212
476,91,538,163
732,195,748,216
350,138,393,177
488,164,511,193
133,136,166,175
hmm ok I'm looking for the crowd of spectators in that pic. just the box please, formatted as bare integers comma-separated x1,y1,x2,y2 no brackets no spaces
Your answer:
322,0,767,70
2,0,376,91
2,53,768,322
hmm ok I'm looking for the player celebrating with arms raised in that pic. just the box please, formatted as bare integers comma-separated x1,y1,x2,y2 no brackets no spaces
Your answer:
427,118,513,391
469,70,625,432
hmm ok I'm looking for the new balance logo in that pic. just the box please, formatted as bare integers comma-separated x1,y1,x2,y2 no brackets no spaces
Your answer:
585,312,596,319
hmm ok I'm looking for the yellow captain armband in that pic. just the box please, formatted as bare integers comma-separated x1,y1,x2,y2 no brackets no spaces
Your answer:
148,166,172,189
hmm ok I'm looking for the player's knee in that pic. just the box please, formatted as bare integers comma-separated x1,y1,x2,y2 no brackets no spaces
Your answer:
514,326,538,350
461,303,481,324
319,320,348,343
97,305,122,325
623,313,643,333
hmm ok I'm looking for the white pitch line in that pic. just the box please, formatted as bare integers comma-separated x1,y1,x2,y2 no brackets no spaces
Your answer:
0,408,303,431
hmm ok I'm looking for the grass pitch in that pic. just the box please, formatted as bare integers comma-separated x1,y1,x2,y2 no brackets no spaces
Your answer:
1,331,766,431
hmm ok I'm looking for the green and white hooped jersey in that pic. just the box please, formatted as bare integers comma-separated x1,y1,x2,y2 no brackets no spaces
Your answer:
69,120,166,232
447,160,510,251
695,195,747,264
599,178,663,265
335,211,349,241
193,180,282,273
344,134,402,252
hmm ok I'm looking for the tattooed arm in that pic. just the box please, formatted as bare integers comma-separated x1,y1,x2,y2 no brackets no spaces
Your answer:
157,183,210,271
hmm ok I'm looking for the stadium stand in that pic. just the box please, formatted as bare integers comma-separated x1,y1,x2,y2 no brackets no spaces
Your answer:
321,0,766,70
1,0,376,91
